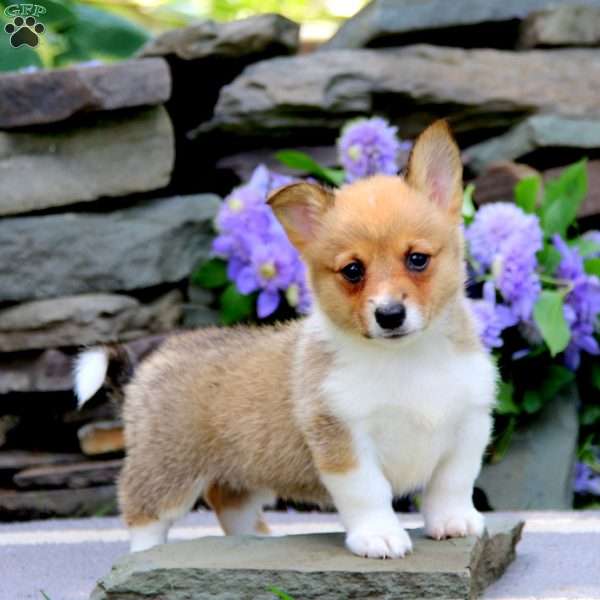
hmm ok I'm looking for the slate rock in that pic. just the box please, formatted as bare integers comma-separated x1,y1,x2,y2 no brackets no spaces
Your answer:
473,161,541,206
544,159,600,218
324,0,600,50
197,47,600,144
91,517,523,600
0,485,117,521
0,193,220,302
0,290,182,352
0,105,174,217
520,5,600,48
14,459,122,490
140,13,299,61
0,58,171,129
78,421,125,456
0,451,82,476
0,349,73,394
464,115,600,173
477,387,578,510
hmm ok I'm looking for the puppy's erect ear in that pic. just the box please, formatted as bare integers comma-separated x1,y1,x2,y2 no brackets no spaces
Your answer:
405,120,463,219
268,182,334,251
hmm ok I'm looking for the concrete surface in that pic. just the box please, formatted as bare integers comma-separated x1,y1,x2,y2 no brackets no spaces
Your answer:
0,510,598,600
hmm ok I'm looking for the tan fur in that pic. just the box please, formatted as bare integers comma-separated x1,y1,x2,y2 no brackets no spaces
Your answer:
118,120,483,536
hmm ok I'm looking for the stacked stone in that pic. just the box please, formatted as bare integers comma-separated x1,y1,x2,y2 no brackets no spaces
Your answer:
0,14,301,520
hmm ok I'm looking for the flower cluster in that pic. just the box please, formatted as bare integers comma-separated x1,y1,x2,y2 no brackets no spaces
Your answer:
553,235,600,370
337,117,404,182
574,461,600,496
465,203,543,346
212,165,311,318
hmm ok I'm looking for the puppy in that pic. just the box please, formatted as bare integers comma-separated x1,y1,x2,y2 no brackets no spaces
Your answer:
74,120,496,558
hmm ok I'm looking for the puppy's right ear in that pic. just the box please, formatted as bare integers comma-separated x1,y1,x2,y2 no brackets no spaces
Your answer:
268,182,334,252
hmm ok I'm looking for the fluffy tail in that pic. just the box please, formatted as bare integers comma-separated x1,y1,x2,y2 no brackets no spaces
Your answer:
73,345,134,409
73,336,167,409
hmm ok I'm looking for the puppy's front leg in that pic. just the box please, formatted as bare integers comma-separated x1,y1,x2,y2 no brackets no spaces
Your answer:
422,409,491,540
317,430,412,559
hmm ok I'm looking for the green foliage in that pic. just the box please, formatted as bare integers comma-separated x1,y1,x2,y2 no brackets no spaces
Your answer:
192,258,228,289
275,150,345,187
533,290,571,357
0,0,149,71
584,258,600,277
539,159,587,237
268,587,295,600
495,380,518,415
462,183,476,225
219,284,254,325
514,176,539,214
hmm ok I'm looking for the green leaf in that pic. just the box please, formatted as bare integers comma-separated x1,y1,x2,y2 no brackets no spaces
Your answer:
533,290,571,356
540,159,588,237
268,587,295,600
537,244,562,274
523,389,543,414
274,150,345,187
584,258,600,277
570,237,600,257
581,405,600,426
462,183,476,224
495,380,520,415
54,4,148,65
514,176,540,214
539,365,574,401
490,417,516,463
191,258,228,289
219,284,254,325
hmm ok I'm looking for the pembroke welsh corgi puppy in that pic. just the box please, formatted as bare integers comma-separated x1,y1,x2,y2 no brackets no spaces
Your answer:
74,120,496,558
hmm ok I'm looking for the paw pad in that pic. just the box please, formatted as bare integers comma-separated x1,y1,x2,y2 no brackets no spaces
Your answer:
5,16,45,48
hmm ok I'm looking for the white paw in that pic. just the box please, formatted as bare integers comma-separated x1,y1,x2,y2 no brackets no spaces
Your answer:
425,508,484,540
346,528,413,559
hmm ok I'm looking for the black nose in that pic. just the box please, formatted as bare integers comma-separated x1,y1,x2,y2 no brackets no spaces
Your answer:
374,303,406,330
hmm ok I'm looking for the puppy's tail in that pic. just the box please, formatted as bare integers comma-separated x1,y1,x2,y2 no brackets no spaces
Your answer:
73,345,135,409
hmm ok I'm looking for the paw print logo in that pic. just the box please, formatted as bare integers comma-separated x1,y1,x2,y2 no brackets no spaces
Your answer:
5,16,45,48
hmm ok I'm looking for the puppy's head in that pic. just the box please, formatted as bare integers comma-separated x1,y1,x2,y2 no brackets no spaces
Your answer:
269,120,464,341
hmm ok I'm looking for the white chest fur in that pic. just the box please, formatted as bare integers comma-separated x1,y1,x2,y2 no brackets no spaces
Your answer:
315,318,496,495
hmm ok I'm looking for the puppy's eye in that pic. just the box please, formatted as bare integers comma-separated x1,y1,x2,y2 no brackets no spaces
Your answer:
406,253,430,272
340,261,365,283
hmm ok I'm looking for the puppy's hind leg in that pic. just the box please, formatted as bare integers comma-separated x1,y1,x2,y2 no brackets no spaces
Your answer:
119,457,206,552
205,483,275,536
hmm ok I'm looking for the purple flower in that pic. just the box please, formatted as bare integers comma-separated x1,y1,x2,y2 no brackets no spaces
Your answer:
553,235,600,370
581,230,600,258
469,281,518,350
494,232,542,321
465,203,542,272
574,462,600,496
212,165,312,319
337,117,402,182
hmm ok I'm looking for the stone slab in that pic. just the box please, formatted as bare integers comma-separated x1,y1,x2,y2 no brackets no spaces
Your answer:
0,485,117,521
78,422,125,457
0,105,174,216
0,451,82,475
140,13,298,61
324,0,600,49
14,459,122,490
0,58,171,129
520,5,600,48
197,47,600,143
0,290,181,352
91,517,523,600
477,389,578,510
0,193,220,302
464,115,600,173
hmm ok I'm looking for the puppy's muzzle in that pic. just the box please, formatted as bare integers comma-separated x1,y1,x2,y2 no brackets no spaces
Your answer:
374,303,406,331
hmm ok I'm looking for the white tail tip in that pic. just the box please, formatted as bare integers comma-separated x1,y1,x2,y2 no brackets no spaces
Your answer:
73,348,109,408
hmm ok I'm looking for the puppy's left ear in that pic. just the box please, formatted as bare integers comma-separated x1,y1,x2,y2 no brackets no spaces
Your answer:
268,182,334,252
405,120,463,220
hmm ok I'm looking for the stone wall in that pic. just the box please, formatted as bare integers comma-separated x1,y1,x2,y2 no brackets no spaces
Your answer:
1,3,599,519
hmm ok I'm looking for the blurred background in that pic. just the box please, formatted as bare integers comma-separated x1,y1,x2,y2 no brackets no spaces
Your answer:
0,0,367,71
1,0,599,523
